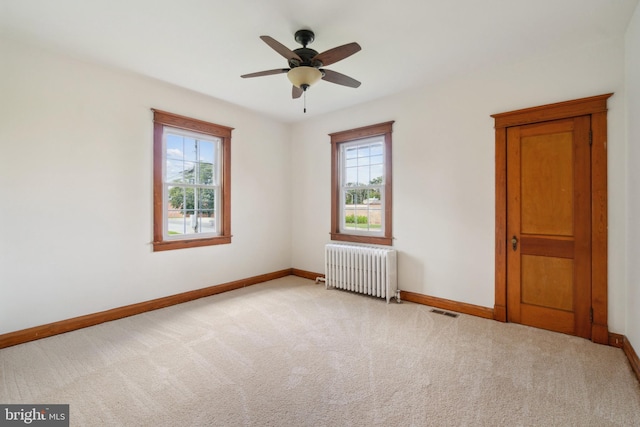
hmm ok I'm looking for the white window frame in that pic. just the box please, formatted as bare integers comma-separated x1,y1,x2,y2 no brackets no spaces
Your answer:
338,136,386,237
162,126,222,241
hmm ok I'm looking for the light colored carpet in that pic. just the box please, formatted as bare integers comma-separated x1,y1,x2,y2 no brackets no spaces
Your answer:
1,276,639,426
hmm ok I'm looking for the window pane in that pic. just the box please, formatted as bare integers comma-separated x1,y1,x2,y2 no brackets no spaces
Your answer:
184,138,197,161
344,189,355,205
371,155,384,165
343,203,382,231
368,207,382,230
168,214,186,235
352,189,364,205
183,210,197,234
343,201,357,230
357,166,370,185
357,145,370,158
344,217,356,230
184,162,196,183
370,165,383,183
346,158,357,168
368,187,382,202
199,140,215,163
198,214,216,234
178,210,214,235
165,188,218,237
166,135,184,160
343,198,356,214
166,159,184,183
345,146,358,159
370,144,383,156
196,188,215,211
358,155,370,166
191,213,203,234
167,186,186,210
197,162,214,185
345,167,358,185
363,189,374,203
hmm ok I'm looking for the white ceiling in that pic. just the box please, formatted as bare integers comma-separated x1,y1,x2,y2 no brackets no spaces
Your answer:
1,0,638,123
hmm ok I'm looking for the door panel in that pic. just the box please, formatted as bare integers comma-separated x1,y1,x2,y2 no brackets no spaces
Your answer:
506,116,591,338
521,255,573,311
520,130,573,236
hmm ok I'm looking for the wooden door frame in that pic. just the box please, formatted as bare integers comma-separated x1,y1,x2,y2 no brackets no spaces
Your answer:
491,93,613,344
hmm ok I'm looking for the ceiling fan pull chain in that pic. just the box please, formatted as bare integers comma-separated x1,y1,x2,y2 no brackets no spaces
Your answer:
304,90,307,113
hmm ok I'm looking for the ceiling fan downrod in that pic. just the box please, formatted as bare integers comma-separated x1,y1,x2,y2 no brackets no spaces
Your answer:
294,29,315,48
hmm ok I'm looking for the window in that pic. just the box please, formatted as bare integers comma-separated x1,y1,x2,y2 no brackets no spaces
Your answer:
152,109,232,251
330,121,394,246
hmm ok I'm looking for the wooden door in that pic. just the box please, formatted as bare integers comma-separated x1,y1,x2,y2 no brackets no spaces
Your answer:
506,116,592,338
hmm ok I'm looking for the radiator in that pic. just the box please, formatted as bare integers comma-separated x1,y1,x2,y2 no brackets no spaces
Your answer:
324,243,399,303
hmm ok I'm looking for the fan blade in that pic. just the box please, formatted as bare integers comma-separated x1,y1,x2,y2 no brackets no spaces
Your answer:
313,42,361,67
292,85,303,99
260,36,302,62
321,69,361,88
241,69,289,78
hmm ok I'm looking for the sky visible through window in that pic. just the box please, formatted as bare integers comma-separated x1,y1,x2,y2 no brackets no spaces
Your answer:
166,133,216,184
344,140,384,187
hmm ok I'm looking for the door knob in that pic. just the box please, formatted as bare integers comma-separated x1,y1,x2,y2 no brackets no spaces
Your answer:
511,236,518,251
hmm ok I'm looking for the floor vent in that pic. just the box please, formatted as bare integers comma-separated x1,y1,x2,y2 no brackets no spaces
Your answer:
430,309,459,318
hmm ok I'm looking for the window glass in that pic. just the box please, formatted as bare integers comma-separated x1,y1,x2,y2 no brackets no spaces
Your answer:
163,128,221,239
340,138,385,235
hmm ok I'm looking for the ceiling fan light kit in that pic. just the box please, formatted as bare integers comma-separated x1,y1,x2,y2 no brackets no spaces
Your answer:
287,66,322,90
241,29,361,112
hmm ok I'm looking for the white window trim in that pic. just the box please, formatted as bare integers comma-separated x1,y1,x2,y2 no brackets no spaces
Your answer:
162,126,222,241
338,137,386,237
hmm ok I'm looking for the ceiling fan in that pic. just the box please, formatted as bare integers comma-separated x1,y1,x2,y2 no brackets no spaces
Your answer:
241,29,362,101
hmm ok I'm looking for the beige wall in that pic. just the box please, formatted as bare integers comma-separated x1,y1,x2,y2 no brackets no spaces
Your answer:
625,2,640,354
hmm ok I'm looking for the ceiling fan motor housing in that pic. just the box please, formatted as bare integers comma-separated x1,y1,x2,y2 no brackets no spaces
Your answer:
290,30,323,68
289,47,321,68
